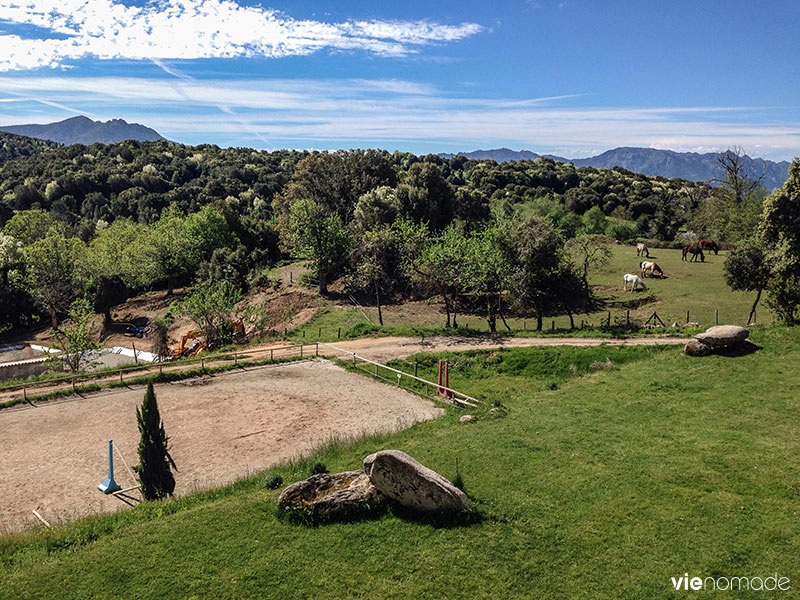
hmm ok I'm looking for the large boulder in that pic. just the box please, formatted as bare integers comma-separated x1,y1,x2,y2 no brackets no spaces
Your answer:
363,450,471,513
694,325,749,348
684,339,712,357
278,471,385,521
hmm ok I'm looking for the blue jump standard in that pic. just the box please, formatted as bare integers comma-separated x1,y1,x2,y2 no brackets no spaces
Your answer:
97,439,122,494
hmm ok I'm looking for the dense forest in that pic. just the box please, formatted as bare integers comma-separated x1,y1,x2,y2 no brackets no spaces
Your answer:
0,137,771,333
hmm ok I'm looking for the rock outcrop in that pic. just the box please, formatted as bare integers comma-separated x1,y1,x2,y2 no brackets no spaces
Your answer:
684,338,712,357
693,325,749,348
363,450,471,513
278,471,384,520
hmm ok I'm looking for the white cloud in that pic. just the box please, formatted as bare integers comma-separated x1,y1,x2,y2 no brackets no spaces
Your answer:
0,0,483,71
1,75,797,160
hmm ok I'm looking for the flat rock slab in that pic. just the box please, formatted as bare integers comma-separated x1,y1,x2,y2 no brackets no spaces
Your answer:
364,450,471,513
278,471,385,520
694,325,749,348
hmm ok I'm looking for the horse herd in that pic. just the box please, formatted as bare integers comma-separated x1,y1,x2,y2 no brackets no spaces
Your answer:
624,240,720,292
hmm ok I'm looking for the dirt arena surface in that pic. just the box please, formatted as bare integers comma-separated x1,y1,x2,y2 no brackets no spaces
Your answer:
0,359,443,533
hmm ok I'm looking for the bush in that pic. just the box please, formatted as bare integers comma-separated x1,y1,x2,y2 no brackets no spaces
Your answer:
264,473,284,490
309,461,328,475
605,221,638,243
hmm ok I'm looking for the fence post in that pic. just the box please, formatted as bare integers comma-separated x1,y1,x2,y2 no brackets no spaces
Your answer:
523,319,526,330
318,327,321,339
686,310,690,324
715,308,719,325
300,344,303,358
607,311,611,326
132,342,138,365
414,361,418,377
23,386,27,401
201,357,205,372
315,342,319,357
302,330,305,338
375,364,379,376
119,370,123,384
338,327,341,339
551,320,555,331
270,349,274,361
234,351,237,365
626,309,630,327
352,353,356,368
159,363,163,375
290,271,293,283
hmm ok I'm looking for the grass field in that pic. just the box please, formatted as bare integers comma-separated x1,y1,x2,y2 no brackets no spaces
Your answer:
2,327,797,599
288,244,769,342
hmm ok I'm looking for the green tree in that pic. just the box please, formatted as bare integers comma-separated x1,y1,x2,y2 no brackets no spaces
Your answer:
288,198,351,294
758,159,800,323
49,297,102,372
178,278,243,348
135,382,176,501
723,240,771,325
565,234,612,293
581,205,608,235
22,226,87,328
3,209,54,243
464,223,512,333
0,232,22,287
351,224,401,326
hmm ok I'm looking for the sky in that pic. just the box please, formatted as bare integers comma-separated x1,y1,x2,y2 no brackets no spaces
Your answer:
0,0,798,160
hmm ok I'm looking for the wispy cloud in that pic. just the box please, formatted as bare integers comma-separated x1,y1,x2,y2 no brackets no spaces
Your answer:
0,0,483,71
1,75,796,160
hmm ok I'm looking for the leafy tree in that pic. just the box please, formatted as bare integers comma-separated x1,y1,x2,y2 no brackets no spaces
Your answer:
21,226,87,327
0,232,22,287
3,209,54,243
351,224,401,326
352,186,402,233
723,240,771,324
759,159,800,323
396,162,455,229
565,234,612,292
405,223,470,328
287,198,351,294
581,206,608,234
464,223,512,333
135,382,176,501
178,278,243,348
49,297,101,372
505,214,565,330
86,219,145,324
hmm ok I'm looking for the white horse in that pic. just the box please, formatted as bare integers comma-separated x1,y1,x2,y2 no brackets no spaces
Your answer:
640,261,664,278
623,273,647,292
636,242,649,257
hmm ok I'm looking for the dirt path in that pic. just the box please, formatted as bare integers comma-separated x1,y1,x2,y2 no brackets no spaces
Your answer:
310,334,693,362
0,359,443,533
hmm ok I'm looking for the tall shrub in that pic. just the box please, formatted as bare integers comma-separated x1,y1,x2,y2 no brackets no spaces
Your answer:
135,382,176,501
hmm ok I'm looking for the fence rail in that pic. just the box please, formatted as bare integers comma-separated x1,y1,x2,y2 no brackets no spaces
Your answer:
318,342,480,408
0,342,316,404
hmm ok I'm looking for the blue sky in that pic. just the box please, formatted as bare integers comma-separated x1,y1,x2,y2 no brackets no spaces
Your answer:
0,0,798,160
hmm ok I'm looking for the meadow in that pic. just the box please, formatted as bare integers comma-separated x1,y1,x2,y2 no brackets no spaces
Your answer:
288,244,768,342
1,327,797,599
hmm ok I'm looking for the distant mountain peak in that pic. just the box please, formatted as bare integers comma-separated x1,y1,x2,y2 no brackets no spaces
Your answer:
0,115,165,146
440,146,791,190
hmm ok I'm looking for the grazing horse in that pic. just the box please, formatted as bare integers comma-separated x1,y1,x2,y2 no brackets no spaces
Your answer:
682,245,705,262
623,273,647,292
640,261,664,278
698,239,719,254
636,242,649,257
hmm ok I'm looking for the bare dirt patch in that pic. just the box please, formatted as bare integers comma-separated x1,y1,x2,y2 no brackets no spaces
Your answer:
0,359,443,533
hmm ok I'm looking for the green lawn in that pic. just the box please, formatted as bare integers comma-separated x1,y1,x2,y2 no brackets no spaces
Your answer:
289,244,768,342
2,327,798,599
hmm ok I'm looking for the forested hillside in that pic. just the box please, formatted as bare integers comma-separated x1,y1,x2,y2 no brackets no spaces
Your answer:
0,138,761,333
0,132,60,163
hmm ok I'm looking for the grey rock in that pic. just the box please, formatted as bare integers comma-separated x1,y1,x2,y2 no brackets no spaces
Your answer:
363,450,471,513
278,471,384,519
684,339,712,357
694,325,749,348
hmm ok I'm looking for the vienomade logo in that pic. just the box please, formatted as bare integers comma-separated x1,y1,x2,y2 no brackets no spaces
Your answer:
671,573,791,592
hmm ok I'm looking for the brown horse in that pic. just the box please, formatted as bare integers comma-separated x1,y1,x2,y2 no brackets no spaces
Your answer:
698,239,719,254
636,242,649,257
682,245,705,262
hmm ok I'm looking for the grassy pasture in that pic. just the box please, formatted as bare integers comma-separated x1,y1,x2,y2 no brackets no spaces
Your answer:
2,327,798,599
289,244,768,342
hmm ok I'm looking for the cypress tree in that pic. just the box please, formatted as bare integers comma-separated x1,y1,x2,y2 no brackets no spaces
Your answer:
135,382,176,500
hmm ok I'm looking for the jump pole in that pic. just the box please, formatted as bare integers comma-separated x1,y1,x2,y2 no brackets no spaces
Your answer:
97,439,122,494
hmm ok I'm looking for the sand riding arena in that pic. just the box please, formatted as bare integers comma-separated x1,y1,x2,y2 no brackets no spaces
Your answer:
0,359,444,532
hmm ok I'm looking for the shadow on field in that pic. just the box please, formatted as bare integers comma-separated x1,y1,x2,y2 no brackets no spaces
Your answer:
713,340,762,357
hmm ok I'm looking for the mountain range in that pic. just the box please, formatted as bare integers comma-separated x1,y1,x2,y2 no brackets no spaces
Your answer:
0,116,164,146
441,147,792,190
